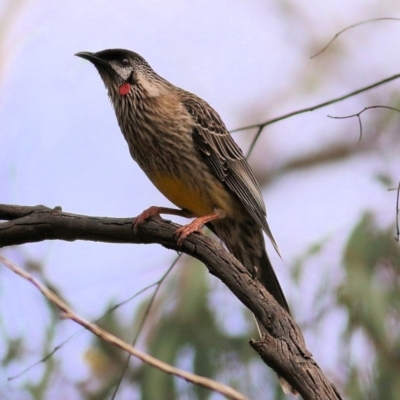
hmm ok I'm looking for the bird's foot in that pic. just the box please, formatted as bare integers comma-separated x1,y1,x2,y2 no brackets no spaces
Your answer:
175,218,206,245
132,206,163,232
133,206,195,232
175,209,226,245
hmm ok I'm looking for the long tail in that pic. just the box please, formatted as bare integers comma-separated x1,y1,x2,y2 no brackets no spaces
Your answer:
209,217,290,313
257,248,290,312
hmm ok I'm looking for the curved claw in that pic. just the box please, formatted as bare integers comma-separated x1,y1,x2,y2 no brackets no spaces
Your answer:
175,221,205,245
174,209,225,245
132,206,162,232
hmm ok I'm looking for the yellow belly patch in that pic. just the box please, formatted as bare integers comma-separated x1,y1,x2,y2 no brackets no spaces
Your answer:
151,175,213,217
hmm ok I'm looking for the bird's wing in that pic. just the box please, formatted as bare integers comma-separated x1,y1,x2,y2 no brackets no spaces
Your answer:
182,92,280,254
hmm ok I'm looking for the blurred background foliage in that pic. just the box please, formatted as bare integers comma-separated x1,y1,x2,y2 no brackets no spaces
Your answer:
1,1,400,399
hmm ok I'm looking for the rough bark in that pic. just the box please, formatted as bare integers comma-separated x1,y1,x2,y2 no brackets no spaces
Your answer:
0,204,342,399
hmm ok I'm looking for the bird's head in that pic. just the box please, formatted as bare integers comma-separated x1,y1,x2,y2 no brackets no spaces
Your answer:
75,48,163,98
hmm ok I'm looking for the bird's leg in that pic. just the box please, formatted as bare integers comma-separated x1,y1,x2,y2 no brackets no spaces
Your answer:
175,208,226,245
133,206,195,232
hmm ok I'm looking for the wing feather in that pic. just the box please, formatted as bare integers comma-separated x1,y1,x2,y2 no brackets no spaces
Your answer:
181,92,280,254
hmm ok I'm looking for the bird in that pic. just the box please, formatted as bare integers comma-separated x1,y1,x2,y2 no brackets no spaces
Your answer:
75,49,295,393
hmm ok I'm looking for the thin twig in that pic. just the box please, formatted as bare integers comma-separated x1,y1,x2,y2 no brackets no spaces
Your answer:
111,254,181,400
396,181,400,242
231,74,400,157
246,125,263,159
8,341,66,380
0,255,248,400
311,18,400,59
8,276,162,380
328,105,400,142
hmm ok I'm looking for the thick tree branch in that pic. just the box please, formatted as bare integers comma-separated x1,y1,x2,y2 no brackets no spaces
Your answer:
0,204,342,399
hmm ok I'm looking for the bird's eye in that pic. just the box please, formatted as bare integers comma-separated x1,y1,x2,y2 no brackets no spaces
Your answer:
121,58,130,66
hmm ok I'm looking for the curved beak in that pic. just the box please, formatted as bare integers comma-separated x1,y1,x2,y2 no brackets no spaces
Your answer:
75,51,109,69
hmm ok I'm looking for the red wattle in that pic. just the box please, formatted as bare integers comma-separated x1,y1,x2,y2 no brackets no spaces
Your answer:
119,83,131,95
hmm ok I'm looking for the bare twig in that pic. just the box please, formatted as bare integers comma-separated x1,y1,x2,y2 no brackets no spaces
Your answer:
328,105,400,142
9,279,164,381
311,18,400,59
230,74,400,157
8,339,66,380
111,255,181,400
395,182,400,241
246,125,263,159
0,255,249,400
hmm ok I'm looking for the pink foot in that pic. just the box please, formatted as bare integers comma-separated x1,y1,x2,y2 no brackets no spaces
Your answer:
175,209,225,245
132,206,162,232
175,219,205,245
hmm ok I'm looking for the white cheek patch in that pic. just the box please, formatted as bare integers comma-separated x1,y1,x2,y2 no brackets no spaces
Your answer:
136,71,161,97
110,61,131,81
